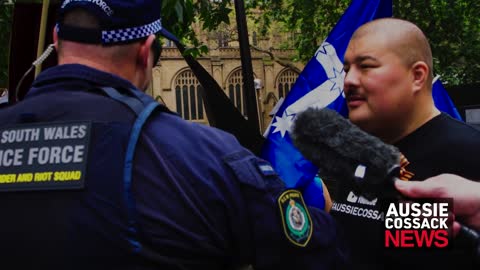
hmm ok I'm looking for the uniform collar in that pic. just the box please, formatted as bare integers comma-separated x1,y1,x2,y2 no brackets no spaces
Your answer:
31,64,138,93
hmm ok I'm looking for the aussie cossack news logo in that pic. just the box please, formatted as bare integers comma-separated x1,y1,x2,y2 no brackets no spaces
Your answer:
384,199,452,249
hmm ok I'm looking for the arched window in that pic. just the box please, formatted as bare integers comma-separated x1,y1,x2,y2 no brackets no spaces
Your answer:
174,70,204,121
277,69,299,99
226,69,247,117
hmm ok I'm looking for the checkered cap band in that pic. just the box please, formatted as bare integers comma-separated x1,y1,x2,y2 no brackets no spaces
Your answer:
102,19,162,44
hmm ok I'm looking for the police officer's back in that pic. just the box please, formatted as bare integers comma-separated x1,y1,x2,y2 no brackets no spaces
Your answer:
0,1,347,269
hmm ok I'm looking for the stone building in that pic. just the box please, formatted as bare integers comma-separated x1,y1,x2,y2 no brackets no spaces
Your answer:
148,28,304,133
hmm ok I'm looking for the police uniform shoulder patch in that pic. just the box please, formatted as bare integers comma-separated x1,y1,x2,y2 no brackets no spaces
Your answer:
278,189,313,247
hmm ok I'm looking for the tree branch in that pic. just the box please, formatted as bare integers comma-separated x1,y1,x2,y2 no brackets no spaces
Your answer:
250,44,302,73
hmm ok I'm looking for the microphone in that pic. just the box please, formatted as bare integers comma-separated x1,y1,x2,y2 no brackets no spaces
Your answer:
291,107,401,200
291,107,480,261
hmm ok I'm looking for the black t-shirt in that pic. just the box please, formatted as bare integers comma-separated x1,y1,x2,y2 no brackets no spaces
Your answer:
330,113,480,270
395,113,480,181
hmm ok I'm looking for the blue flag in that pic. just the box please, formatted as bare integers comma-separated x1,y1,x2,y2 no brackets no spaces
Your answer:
261,0,462,210
432,77,462,120
261,0,393,210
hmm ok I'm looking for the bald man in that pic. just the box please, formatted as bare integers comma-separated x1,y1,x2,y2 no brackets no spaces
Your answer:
329,18,480,270
344,18,438,144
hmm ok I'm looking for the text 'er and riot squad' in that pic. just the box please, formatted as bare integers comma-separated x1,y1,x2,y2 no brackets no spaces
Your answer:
0,124,87,167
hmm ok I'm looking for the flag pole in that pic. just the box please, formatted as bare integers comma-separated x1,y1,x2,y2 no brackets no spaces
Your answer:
34,0,50,78
233,0,260,134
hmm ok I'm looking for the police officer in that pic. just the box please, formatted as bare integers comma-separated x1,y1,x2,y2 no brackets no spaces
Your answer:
0,1,346,269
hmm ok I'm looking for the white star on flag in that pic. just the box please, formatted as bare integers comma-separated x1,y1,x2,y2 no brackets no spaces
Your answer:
329,67,345,94
272,112,294,138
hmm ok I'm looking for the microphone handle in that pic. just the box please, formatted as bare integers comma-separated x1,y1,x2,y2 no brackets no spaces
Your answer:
457,224,480,265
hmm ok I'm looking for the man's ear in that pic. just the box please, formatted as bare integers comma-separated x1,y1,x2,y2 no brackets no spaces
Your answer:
411,61,429,93
138,35,156,67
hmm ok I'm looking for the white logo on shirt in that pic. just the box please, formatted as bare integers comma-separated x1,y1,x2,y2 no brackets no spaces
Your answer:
346,191,378,206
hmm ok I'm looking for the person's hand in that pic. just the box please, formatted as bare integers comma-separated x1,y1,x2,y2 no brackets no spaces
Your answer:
394,174,480,235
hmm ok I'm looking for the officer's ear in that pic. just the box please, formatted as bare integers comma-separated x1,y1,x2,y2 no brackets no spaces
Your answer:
53,26,58,50
137,35,156,68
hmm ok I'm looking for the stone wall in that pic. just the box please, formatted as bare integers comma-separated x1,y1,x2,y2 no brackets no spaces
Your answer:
151,47,304,133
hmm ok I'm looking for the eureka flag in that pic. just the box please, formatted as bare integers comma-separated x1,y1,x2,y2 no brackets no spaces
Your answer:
432,76,462,120
260,0,392,209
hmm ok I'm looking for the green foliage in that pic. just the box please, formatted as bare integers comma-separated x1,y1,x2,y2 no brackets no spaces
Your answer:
160,0,232,57
183,44,209,58
394,0,480,85
0,0,478,86
247,0,479,86
243,0,480,85
247,0,350,62
0,1,13,88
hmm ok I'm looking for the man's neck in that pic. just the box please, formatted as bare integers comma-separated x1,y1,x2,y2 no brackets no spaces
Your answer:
58,56,137,87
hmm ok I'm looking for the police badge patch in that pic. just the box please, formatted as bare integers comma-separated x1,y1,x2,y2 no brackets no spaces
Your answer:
278,189,313,247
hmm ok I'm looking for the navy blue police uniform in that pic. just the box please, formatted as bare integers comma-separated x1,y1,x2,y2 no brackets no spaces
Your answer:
0,67,347,269
0,1,347,269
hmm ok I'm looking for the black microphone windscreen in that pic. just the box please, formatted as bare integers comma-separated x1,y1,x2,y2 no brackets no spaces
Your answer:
291,108,401,196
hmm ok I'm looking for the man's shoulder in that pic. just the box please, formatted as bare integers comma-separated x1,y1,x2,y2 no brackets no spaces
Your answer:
405,114,480,178
144,111,247,156
437,114,480,144
138,112,258,189
437,113,480,133
414,114,480,146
